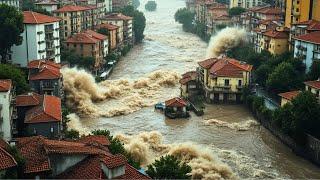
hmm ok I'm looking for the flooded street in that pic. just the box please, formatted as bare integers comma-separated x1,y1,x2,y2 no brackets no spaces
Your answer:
75,0,320,178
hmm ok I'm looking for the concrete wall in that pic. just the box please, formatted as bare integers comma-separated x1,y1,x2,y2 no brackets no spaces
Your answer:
27,121,61,138
101,164,125,179
50,154,87,176
0,90,12,141
294,39,320,72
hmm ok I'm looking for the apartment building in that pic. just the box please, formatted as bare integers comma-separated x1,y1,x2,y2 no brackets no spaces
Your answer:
0,0,19,8
35,0,59,12
229,0,263,9
96,23,119,52
258,27,289,55
0,80,15,141
11,11,61,67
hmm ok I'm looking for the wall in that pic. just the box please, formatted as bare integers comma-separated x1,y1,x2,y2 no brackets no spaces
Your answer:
312,0,320,21
268,38,288,55
27,121,60,138
294,40,314,72
101,164,125,179
0,90,12,141
50,154,87,176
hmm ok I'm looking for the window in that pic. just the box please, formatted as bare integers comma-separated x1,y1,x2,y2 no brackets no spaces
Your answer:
80,44,83,49
296,8,299,12
74,44,77,48
238,80,242,86
65,32,68,37
224,79,230,86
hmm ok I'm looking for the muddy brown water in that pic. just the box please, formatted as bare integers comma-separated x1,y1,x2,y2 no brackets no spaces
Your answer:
79,0,320,178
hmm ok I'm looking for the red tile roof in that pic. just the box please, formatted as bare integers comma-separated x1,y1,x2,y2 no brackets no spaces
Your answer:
85,30,108,40
278,91,301,100
294,20,320,31
115,163,151,179
25,95,61,124
28,60,61,80
263,30,289,39
96,23,119,31
180,71,198,85
78,135,111,146
16,92,42,107
295,31,320,45
0,139,9,149
0,79,12,92
66,32,100,44
165,97,187,107
54,5,91,12
304,80,320,90
28,59,61,69
101,154,126,169
0,147,17,171
198,58,217,69
23,11,60,24
104,13,133,21
256,7,282,15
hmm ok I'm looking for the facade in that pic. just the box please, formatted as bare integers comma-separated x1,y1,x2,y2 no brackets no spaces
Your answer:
180,71,199,99
278,90,300,106
251,20,279,50
285,0,320,28
197,57,253,103
229,0,263,9
0,0,19,8
53,5,97,40
0,80,14,141
11,11,61,67
304,80,320,102
289,20,320,50
164,97,189,119
28,60,63,97
258,27,289,55
205,3,230,34
35,0,59,12
96,23,119,52
293,31,320,72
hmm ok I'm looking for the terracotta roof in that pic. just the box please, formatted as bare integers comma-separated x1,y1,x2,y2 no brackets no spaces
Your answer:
180,71,198,85
0,139,9,149
103,13,133,21
85,30,108,40
66,32,100,44
294,31,320,45
165,97,187,107
0,79,12,92
263,30,288,39
16,92,42,107
102,154,126,169
23,11,60,24
29,66,61,80
28,59,61,69
278,91,301,100
25,95,61,124
96,23,119,31
304,80,320,90
54,5,90,12
78,135,111,146
0,147,17,171
294,20,320,31
115,163,151,179
256,7,282,15
198,58,217,69
16,136,51,174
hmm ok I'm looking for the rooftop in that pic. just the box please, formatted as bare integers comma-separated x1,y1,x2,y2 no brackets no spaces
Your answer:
54,5,91,12
304,80,320,90
278,91,301,101
66,32,100,44
263,29,289,39
294,31,320,45
0,147,17,171
24,11,60,24
0,79,12,92
165,97,187,107
96,23,119,31
16,92,42,107
103,13,133,21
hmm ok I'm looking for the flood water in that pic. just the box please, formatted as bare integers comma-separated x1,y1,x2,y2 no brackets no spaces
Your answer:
80,0,320,178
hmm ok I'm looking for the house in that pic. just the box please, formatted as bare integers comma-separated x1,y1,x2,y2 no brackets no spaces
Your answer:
304,79,320,102
53,5,97,40
65,31,108,72
16,135,150,179
0,80,15,141
0,139,17,178
205,3,230,34
197,57,253,103
15,93,62,138
27,59,63,98
35,0,59,12
165,97,189,119
96,23,119,52
284,0,320,28
10,11,61,67
251,19,279,50
278,90,301,106
180,71,199,99
229,0,263,9
259,27,289,55
0,0,19,8
293,31,320,72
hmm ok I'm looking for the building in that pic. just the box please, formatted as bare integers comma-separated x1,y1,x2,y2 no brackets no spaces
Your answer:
0,0,19,8
289,20,320,50
285,0,320,28
28,60,63,97
10,11,61,67
53,5,97,40
180,71,199,99
251,20,279,50
35,0,59,12
164,97,189,119
112,0,131,12
197,57,253,103
186,0,196,12
65,31,108,71
278,90,300,106
293,31,320,72
101,13,133,46
205,3,230,34
96,23,119,52
229,0,263,9
259,27,289,55
16,135,150,179
0,80,15,141
15,93,62,138
305,80,320,102
0,139,17,178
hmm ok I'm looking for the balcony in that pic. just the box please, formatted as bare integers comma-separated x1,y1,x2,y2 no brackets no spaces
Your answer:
293,10,300,17
45,28,54,34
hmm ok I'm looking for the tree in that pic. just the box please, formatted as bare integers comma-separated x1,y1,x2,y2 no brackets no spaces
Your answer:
254,64,271,87
0,4,24,63
146,155,192,179
145,1,157,11
307,60,320,80
174,8,195,32
228,7,246,16
0,64,29,94
120,6,146,43
65,129,80,140
132,0,140,9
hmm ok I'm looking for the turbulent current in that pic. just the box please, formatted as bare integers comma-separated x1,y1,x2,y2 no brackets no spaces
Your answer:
63,0,320,179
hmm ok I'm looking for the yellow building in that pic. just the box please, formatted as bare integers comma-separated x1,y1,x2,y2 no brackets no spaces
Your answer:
198,57,252,103
278,91,300,107
259,27,289,55
285,0,320,28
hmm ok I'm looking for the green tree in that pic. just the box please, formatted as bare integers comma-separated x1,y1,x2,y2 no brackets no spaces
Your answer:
146,155,192,179
5,145,25,178
307,60,320,80
0,64,29,94
132,0,140,9
145,1,157,11
120,6,146,43
0,4,24,63
65,129,80,140
174,8,195,32
272,103,295,135
254,64,271,87
228,7,246,16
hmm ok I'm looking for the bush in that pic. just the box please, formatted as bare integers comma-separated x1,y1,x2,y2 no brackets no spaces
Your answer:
65,129,80,140
145,1,157,11
0,64,29,94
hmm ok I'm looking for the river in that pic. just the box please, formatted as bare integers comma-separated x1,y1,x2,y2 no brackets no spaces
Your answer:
76,0,320,178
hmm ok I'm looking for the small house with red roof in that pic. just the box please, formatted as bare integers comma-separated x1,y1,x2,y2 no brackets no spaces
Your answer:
305,79,320,101
15,93,62,138
197,57,253,103
259,26,289,55
294,31,320,72
164,97,189,119
10,11,61,67
278,90,301,106
0,79,15,141
179,71,199,99
28,59,63,98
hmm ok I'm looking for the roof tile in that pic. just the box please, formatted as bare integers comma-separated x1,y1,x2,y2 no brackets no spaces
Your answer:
0,79,12,92
24,11,60,24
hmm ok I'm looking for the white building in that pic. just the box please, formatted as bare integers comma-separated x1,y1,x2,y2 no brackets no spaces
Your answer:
11,11,61,67
229,0,263,9
0,0,19,8
0,79,14,141
293,31,320,72
35,0,59,12
104,0,112,13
